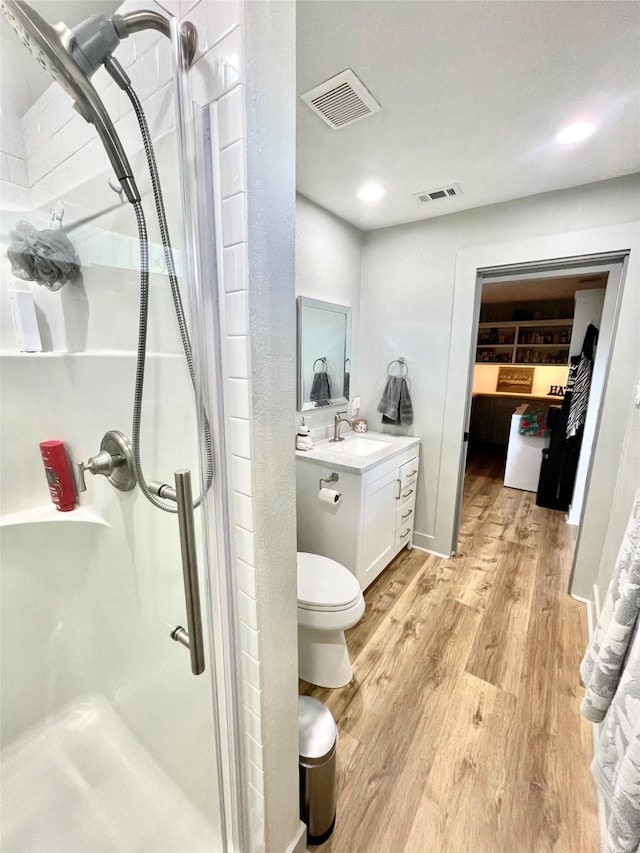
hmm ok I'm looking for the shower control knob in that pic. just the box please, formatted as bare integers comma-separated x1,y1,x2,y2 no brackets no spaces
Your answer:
77,451,120,491
76,429,136,493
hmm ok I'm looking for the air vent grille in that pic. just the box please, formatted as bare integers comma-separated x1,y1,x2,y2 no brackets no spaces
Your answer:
301,70,381,130
414,184,462,203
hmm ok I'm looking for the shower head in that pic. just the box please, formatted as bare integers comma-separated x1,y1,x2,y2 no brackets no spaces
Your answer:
1,1,197,204
1,0,141,202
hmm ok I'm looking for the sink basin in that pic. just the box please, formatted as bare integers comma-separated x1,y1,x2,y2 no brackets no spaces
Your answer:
330,438,391,456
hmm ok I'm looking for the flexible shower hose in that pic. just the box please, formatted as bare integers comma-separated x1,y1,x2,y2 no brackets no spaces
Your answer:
127,86,214,513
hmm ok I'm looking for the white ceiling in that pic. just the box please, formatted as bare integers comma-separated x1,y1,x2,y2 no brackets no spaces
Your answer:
297,1,640,231
1,1,120,121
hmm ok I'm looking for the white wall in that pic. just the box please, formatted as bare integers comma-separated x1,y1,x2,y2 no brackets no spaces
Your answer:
0,114,28,188
243,3,303,853
593,376,640,604
358,174,640,557
569,288,606,358
296,193,363,437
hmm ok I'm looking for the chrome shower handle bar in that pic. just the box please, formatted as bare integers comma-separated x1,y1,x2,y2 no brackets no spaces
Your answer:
150,470,205,675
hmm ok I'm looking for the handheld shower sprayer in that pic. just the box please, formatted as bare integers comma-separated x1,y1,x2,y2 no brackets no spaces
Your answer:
0,1,196,203
3,0,213,515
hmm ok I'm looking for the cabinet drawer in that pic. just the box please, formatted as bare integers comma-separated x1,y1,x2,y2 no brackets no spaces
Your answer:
395,521,414,552
397,480,416,504
396,500,415,531
399,457,419,491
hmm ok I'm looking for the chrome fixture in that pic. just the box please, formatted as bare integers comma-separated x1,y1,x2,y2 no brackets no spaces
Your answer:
150,471,205,675
1,1,197,203
319,472,339,490
331,410,353,443
77,430,136,492
3,1,214,516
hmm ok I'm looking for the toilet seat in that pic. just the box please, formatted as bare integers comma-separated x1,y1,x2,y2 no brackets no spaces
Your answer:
297,552,361,612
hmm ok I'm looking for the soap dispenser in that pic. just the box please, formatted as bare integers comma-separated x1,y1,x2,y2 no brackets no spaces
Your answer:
296,417,314,451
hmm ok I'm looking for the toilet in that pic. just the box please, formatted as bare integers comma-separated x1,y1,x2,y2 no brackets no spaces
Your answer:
297,552,365,688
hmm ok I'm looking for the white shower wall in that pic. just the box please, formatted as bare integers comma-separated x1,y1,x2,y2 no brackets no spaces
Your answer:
0,1,297,850
0,9,217,836
0,114,28,188
0,3,264,850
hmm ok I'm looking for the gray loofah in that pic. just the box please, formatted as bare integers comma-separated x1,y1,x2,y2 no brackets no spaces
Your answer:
6,220,81,291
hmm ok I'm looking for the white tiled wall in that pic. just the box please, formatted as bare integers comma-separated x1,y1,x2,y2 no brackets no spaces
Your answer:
20,10,172,202
0,115,28,188
178,3,268,850
6,0,268,847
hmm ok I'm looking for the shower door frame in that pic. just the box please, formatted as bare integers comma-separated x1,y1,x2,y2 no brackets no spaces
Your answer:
170,18,248,852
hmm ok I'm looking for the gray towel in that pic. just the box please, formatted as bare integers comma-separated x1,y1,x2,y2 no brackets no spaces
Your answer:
7,220,80,291
377,376,413,425
310,371,331,402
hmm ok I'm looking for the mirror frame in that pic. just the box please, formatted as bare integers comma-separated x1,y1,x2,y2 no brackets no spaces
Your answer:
296,296,352,412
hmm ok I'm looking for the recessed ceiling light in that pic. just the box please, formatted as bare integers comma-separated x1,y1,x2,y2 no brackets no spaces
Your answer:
555,121,597,145
357,183,385,202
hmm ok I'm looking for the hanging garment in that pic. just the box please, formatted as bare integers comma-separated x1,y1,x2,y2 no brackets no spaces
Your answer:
567,323,598,438
581,487,640,853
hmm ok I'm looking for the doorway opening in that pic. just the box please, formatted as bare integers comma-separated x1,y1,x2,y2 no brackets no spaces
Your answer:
454,255,626,595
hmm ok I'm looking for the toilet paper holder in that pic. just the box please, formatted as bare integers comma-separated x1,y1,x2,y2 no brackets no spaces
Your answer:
319,472,339,491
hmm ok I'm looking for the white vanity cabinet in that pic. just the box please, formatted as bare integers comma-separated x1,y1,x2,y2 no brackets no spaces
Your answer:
296,434,420,590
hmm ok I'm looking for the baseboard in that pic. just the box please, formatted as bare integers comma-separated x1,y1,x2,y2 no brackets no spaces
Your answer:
411,530,452,558
411,543,452,559
284,821,307,853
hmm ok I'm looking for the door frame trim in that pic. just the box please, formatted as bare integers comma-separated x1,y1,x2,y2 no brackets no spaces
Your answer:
442,223,638,593
452,255,627,585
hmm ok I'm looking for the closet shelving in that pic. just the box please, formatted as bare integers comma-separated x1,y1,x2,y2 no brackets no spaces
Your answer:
476,319,573,365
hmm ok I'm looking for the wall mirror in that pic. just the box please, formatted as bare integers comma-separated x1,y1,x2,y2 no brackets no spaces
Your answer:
297,297,352,411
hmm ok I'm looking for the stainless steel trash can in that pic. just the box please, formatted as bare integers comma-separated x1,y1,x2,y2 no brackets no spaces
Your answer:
298,695,337,845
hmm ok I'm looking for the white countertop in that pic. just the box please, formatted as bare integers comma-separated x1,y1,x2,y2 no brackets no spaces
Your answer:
295,430,420,474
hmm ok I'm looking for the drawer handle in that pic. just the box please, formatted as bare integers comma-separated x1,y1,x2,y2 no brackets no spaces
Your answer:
401,527,411,538
396,478,402,500
402,488,414,499
407,469,417,477
401,509,412,520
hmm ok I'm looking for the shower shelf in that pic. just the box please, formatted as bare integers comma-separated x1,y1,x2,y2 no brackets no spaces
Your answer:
0,504,110,529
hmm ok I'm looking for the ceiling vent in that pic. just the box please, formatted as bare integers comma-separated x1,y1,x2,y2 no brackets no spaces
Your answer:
301,69,381,130
414,184,462,203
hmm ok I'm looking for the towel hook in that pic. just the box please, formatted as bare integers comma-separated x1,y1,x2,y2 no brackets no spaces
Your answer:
387,357,408,378
313,357,328,373
49,203,64,230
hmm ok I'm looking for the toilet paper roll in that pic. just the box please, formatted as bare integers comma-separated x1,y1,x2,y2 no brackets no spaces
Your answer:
318,488,342,505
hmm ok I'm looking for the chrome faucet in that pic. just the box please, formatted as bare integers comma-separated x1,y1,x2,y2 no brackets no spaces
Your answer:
331,410,353,442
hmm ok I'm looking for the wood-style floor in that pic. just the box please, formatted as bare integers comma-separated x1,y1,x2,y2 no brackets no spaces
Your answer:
301,447,599,853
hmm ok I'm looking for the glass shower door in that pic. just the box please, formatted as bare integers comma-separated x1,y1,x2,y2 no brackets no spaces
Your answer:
0,3,234,850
